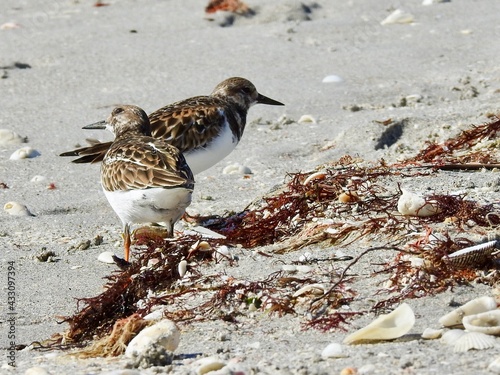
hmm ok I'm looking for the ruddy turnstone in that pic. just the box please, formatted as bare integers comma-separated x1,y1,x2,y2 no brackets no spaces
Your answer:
60,77,284,174
98,105,194,262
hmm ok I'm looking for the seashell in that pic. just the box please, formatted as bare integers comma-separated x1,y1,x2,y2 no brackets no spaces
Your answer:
293,284,326,298
343,303,415,344
9,146,40,160
222,163,252,175
421,327,443,339
443,240,497,268
339,367,357,375
397,189,440,217
298,115,316,124
380,9,414,25
178,260,187,277
31,175,47,183
303,171,327,185
125,319,180,358
214,245,232,262
439,296,497,327
0,129,27,145
192,356,226,375
0,22,21,30
4,201,33,216
24,367,50,375
321,342,346,359
295,265,312,273
281,264,297,273
143,306,167,321
322,75,344,83
339,191,359,203
97,251,115,264
453,331,496,352
440,329,465,345
462,310,500,336
489,356,500,374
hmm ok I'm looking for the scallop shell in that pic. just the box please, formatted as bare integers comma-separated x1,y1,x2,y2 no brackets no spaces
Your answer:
443,240,497,268
397,189,440,217
343,303,415,344
453,332,497,352
439,296,498,327
440,329,465,345
9,146,40,160
0,129,27,145
462,310,500,336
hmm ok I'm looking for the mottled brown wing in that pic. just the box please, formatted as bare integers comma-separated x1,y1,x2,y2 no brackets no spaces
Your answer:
60,141,112,163
102,137,194,192
149,96,232,153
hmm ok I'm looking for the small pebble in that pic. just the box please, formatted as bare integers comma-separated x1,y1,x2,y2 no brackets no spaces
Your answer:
9,146,40,160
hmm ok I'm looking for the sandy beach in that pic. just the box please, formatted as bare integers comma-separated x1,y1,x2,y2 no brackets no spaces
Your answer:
1,0,500,374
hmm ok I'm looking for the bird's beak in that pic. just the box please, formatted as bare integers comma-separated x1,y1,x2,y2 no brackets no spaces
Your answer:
257,93,284,106
82,120,107,130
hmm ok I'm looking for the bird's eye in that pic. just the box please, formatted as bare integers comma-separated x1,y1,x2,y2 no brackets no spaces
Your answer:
113,107,124,116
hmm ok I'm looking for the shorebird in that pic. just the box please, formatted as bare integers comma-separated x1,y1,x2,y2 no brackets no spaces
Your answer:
61,77,284,175
98,105,194,262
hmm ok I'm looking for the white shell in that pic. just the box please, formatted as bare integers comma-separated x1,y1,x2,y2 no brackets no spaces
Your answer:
321,343,346,359
298,115,317,124
24,367,50,375
31,175,47,183
192,356,226,375
462,310,500,336
489,356,500,374
178,260,188,277
343,303,415,344
97,251,116,264
222,163,252,175
9,146,40,160
125,319,180,358
0,129,27,145
214,245,232,262
397,189,440,217
4,201,33,216
453,332,497,352
441,329,465,345
421,327,443,339
281,265,297,273
439,296,498,327
293,284,326,298
380,9,414,25
322,75,344,83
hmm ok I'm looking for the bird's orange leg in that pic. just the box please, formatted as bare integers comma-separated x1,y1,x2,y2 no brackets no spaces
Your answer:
123,224,131,262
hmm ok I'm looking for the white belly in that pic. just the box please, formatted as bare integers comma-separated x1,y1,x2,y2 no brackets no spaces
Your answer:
184,122,238,175
104,187,192,228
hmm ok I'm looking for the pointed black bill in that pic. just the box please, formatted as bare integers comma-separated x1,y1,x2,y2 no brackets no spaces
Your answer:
82,120,107,130
257,93,284,106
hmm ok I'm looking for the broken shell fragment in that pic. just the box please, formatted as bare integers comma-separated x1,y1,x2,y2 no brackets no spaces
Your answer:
298,115,316,124
343,303,415,344
4,201,33,216
380,9,414,25
453,332,496,352
397,189,440,217
97,251,116,264
293,284,326,298
462,310,500,336
421,327,443,339
178,260,188,277
439,296,497,327
321,342,346,359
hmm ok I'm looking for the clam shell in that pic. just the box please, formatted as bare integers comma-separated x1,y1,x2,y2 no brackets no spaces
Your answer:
97,251,116,264
397,189,440,217
343,303,415,344
443,240,497,268
439,296,498,327
4,201,33,216
453,332,497,352
462,310,500,336
293,284,326,298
